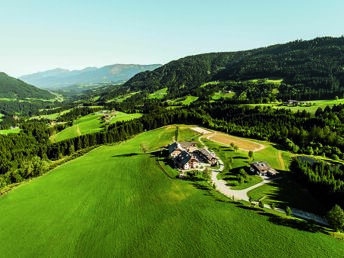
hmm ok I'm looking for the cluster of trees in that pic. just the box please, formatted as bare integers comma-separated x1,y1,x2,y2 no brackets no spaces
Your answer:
290,158,344,210
195,100,344,159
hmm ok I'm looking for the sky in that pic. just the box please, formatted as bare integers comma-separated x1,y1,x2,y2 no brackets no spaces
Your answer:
0,0,343,77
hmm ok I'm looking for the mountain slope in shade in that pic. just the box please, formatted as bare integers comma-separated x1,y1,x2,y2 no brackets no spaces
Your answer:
0,72,54,99
20,64,161,89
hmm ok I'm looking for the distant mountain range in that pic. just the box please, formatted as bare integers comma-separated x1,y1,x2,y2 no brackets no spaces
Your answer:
0,72,54,99
20,64,161,90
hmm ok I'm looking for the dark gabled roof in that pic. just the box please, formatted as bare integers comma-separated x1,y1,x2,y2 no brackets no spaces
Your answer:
199,148,216,161
250,161,270,172
175,151,191,166
168,142,180,154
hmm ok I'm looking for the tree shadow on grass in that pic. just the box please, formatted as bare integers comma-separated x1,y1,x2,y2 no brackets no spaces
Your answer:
257,211,328,234
191,181,231,203
233,156,249,160
235,202,328,234
112,153,142,157
258,173,327,215
219,146,234,151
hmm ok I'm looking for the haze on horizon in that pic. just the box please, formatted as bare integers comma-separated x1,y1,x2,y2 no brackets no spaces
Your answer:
1,0,343,77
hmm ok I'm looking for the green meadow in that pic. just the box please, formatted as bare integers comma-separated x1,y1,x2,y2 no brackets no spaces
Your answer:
212,91,235,100
0,126,342,257
32,108,73,120
248,99,344,114
51,113,103,142
109,111,142,124
0,128,21,135
51,111,142,142
148,87,168,99
107,91,141,103
167,95,199,105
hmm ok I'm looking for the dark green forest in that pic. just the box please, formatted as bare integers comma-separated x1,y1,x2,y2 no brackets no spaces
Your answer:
99,37,344,103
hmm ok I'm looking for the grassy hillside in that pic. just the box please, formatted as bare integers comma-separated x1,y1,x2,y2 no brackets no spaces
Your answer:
51,111,142,142
0,72,54,99
0,126,343,257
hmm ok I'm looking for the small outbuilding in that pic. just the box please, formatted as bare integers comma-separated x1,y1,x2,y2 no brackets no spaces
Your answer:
250,161,278,177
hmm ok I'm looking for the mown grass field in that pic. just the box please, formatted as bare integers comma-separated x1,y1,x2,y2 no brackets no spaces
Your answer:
0,126,343,257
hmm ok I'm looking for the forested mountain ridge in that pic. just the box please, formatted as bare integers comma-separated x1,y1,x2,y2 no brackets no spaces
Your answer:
0,72,54,99
123,36,344,101
20,64,161,89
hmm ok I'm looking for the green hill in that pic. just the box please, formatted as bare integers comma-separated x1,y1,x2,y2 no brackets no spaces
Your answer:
0,126,342,257
0,72,54,99
118,36,344,102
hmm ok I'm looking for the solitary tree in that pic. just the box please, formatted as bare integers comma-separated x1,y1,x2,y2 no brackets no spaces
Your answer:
285,206,292,216
270,202,275,210
248,150,254,160
229,156,233,165
327,205,344,232
233,145,239,152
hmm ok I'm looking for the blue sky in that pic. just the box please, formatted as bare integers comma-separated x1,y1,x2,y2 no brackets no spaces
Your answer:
0,0,343,77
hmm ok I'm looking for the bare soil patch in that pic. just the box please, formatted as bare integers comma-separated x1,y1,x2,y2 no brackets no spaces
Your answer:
208,132,265,152
191,127,212,135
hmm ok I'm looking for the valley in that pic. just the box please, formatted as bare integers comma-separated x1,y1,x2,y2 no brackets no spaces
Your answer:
0,126,343,257
1,36,344,257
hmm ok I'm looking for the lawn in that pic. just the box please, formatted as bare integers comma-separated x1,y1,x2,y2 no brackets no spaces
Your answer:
0,126,342,257
202,138,264,189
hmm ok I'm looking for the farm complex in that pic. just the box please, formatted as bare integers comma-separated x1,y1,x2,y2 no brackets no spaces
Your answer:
168,142,218,170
